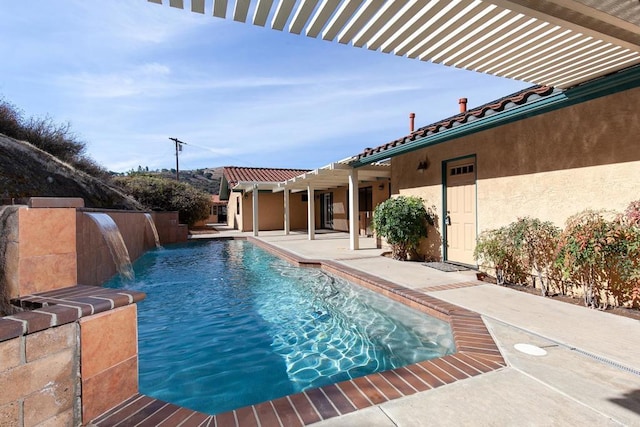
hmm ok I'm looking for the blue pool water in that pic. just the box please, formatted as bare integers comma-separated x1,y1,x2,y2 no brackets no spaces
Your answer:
105,239,455,415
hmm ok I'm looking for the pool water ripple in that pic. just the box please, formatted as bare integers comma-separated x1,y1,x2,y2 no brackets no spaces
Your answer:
106,240,455,415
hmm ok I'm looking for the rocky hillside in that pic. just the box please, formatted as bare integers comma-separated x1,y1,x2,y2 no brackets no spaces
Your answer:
0,133,143,209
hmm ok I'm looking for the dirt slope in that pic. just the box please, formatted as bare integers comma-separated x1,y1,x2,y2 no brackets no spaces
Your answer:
0,133,142,209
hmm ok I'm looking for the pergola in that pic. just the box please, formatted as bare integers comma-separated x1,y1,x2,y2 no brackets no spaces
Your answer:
148,0,640,89
231,161,390,249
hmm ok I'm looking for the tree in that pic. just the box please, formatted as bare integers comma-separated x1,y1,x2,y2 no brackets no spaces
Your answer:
372,196,433,261
114,175,210,226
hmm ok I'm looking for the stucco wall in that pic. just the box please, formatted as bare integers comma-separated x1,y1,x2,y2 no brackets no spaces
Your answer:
392,86,640,260
226,192,242,230
246,191,307,231
324,187,349,231
228,191,307,232
317,181,390,232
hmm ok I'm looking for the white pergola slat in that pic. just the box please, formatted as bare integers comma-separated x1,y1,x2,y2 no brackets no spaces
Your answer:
352,0,408,48
368,0,437,52
213,0,227,17
306,0,342,38
289,0,321,34
272,0,297,29
276,163,390,191
148,0,640,89
233,0,251,21
254,0,275,25
336,0,385,44
321,0,365,41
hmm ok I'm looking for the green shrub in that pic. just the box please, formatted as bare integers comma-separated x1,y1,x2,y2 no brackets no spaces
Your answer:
372,196,434,261
509,217,561,296
623,200,640,308
555,210,640,309
625,200,640,227
475,218,560,289
474,226,521,285
477,209,640,308
114,175,210,226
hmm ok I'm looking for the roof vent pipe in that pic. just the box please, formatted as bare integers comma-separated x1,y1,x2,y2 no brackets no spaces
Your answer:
459,98,468,113
409,112,415,132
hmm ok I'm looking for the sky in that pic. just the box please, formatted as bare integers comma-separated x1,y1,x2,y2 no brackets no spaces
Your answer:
0,0,531,173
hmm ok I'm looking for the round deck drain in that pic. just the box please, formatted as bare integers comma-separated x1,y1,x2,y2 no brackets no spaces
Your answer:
514,343,547,356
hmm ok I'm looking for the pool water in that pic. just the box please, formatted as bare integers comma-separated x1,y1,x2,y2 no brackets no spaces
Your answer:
105,240,455,415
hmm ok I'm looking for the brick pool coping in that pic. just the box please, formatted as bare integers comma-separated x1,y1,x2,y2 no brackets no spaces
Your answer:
0,286,145,342
92,237,506,426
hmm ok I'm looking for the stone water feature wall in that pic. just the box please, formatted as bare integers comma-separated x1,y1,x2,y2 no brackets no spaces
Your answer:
0,197,180,426
76,210,187,286
152,211,189,245
0,198,80,302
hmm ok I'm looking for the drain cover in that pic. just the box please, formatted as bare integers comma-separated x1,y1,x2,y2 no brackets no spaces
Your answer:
514,343,547,356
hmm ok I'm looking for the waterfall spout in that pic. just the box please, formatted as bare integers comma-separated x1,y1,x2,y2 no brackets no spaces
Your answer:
144,213,162,249
85,213,134,280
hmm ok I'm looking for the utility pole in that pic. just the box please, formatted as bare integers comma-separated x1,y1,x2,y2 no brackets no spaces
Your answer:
169,137,187,181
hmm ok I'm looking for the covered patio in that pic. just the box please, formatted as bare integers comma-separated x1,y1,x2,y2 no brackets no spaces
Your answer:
231,161,390,250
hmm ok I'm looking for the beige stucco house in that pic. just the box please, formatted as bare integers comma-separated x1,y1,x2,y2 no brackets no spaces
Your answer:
151,0,640,260
347,66,640,265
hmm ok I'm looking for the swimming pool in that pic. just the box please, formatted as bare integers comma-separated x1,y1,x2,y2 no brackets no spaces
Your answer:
106,239,455,415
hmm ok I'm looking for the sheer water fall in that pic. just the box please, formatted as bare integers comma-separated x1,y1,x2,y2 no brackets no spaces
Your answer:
85,212,134,280
144,213,161,249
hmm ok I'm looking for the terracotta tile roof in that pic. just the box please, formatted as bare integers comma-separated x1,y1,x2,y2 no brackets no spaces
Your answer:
355,85,556,161
223,166,310,187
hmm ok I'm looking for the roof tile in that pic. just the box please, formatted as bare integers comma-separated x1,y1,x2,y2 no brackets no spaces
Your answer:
223,166,309,186
355,85,555,160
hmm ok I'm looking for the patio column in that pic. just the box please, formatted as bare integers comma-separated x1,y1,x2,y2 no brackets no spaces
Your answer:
283,188,290,235
349,168,359,250
307,184,315,240
252,184,259,237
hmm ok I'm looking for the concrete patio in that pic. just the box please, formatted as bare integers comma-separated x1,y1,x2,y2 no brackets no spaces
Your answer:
198,227,640,426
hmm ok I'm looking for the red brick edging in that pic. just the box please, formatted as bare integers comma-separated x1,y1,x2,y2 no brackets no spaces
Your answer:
0,286,145,343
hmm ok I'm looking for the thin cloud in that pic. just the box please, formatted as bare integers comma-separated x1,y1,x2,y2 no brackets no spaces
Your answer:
0,1,531,173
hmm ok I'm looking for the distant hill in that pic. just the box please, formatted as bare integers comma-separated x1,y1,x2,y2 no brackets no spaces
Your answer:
0,133,143,209
122,168,223,195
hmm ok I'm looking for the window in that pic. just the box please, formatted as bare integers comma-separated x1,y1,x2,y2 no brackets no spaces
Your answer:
359,187,373,212
450,164,474,176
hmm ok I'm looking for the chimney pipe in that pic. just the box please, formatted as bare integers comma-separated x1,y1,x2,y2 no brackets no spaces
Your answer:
409,112,415,132
459,98,467,113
